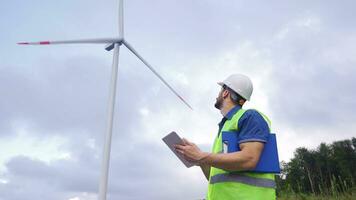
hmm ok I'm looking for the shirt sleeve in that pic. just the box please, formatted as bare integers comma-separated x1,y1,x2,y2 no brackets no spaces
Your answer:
237,109,270,144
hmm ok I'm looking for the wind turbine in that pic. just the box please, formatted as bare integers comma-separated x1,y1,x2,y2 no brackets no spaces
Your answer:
18,0,192,199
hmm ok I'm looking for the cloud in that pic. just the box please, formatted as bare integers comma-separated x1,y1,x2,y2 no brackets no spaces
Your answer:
0,49,207,199
267,14,356,131
0,154,99,200
0,139,208,200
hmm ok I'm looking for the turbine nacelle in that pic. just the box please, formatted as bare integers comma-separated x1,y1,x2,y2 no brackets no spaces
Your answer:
105,39,124,51
105,43,116,51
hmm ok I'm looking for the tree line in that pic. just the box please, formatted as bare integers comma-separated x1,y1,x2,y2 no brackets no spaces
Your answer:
276,137,356,196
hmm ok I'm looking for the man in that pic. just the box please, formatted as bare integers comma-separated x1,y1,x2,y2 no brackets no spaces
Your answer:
175,74,276,200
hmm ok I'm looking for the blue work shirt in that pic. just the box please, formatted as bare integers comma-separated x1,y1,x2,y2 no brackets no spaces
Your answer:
218,105,270,144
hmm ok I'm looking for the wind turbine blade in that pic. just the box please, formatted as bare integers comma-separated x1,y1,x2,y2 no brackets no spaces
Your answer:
119,0,124,39
17,38,122,45
123,40,193,110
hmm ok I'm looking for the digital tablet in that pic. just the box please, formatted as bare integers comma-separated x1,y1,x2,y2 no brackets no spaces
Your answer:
162,131,194,168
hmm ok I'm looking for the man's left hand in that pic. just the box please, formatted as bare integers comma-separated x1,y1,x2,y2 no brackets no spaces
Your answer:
174,138,210,164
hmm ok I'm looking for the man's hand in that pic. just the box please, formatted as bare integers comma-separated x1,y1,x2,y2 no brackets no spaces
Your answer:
174,138,210,164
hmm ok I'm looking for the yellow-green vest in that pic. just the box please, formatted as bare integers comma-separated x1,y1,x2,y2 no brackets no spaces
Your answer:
207,109,276,200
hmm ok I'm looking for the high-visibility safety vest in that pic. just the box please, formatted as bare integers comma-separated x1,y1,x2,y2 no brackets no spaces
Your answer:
207,109,276,200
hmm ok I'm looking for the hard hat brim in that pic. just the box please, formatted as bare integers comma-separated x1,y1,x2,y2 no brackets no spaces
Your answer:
217,82,224,86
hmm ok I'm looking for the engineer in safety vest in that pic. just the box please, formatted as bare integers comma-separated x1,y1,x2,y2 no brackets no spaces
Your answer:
175,74,276,200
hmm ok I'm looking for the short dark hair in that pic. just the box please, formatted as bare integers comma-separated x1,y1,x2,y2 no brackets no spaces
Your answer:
222,84,246,105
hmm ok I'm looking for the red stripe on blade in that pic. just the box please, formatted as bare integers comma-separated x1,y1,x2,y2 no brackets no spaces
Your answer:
39,41,50,45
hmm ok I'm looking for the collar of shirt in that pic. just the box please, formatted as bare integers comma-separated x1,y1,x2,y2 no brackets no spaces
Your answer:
224,105,242,120
217,105,242,135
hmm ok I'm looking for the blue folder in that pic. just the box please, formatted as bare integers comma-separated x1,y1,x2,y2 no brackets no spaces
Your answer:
222,131,281,173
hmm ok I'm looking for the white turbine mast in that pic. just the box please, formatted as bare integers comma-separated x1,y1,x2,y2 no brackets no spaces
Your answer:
18,1,193,200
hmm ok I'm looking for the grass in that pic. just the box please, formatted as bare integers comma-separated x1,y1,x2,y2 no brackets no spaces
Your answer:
278,194,356,200
277,187,356,200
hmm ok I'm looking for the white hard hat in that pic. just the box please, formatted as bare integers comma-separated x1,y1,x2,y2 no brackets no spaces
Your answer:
218,74,253,101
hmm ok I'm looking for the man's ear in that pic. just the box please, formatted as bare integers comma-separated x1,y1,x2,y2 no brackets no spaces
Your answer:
239,99,246,106
222,90,229,99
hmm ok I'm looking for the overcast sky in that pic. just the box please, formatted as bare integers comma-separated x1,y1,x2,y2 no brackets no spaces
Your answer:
1,0,356,199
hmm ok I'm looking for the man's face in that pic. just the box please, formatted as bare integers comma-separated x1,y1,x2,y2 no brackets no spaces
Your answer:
214,87,225,109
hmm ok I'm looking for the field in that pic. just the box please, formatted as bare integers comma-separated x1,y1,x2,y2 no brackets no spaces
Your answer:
277,188,356,200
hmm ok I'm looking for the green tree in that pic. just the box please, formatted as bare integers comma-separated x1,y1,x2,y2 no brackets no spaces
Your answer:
278,137,356,196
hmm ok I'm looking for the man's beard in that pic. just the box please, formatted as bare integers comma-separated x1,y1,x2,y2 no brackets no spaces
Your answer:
214,95,223,109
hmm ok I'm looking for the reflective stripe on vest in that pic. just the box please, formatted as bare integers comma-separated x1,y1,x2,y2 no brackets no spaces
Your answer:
210,173,276,188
